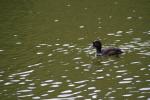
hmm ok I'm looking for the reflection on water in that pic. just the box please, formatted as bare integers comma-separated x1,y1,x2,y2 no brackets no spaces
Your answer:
0,0,150,100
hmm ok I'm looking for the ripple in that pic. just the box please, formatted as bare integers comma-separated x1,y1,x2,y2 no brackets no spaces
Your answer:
137,52,150,56
32,96,40,100
18,94,34,98
16,42,22,45
4,82,13,85
74,80,89,84
52,82,63,85
39,43,49,46
96,76,104,80
143,30,150,35
41,83,49,87
73,57,82,60
28,87,36,90
10,79,20,83
54,19,59,22
48,90,55,93
27,63,42,68
127,16,132,19
96,69,103,73
8,70,34,81
44,80,54,83
75,84,87,89
116,70,127,73
66,4,71,7
126,30,133,34
130,61,141,64
123,78,134,81
137,96,145,99
51,85,60,88
68,83,75,87
78,37,85,40
0,80,4,82
105,91,112,96
122,94,133,97
49,81,63,88
88,87,96,90
36,43,52,48
116,31,123,34
81,64,91,67
57,94,73,98
46,97,76,100
61,90,72,94
58,90,74,98
146,80,150,82
119,81,132,84
14,70,33,75
48,53,53,56
17,89,32,93
94,90,101,93
0,49,4,52
55,43,60,46
107,31,123,36
140,68,146,71
36,52,44,55
139,87,150,91
62,44,70,47
79,25,85,29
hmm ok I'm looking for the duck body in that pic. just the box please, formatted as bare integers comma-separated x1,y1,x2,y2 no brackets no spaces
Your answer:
101,48,123,56
92,40,123,56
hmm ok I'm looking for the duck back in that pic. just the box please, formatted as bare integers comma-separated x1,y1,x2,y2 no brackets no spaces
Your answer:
101,48,123,56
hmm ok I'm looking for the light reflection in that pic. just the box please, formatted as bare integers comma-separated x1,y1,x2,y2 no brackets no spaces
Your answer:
88,87,96,90
119,81,132,84
123,94,133,97
139,87,150,91
41,94,48,97
32,96,40,99
74,80,89,84
0,49,4,52
57,94,73,98
28,63,42,68
61,90,72,94
123,78,134,81
75,84,87,89
116,70,127,73
137,96,145,99
0,80,4,82
18,94,34,98
48,90,55,93
127,17,132,19
79,25,85,29
36,52,44,55
4,82,13,85
17,89,32,93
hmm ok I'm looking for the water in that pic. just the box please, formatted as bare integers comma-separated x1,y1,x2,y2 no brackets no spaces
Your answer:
0,0,150,100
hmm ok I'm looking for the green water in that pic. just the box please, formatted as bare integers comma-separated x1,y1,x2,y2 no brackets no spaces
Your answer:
0,0,150,100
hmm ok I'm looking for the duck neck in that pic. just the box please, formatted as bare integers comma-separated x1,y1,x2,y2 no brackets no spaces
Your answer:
96,47,102,53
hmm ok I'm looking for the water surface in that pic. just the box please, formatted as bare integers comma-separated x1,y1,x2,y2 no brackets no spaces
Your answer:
0,0,150,99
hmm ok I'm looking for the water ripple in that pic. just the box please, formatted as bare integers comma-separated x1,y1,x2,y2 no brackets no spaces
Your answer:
119,81,132,84
74,80,89,84
27,63,42,68
122,94,133,97
139,87,150,91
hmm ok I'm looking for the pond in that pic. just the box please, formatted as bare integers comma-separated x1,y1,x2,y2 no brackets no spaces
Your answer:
0,0,150,99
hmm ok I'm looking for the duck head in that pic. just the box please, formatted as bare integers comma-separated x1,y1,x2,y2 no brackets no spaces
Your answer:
92,40,102,53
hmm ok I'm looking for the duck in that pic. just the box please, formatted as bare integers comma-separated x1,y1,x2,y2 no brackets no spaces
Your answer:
92,40,123,56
